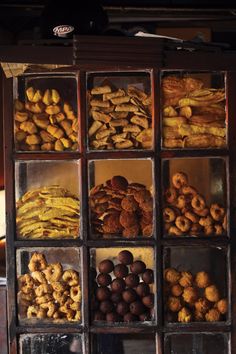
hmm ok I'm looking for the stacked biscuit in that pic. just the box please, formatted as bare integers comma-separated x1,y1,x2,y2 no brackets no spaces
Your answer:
163,172,226,237
89,175,153,238
164,268,227,322
91,250,154,323
18,252,81,322
14,87,78,151
16,185,80,239
88,84,152,149
162,76,226,148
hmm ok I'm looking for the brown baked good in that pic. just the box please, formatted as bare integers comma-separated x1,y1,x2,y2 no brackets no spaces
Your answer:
205,308,221,322
111,176,129,190
119,210,138,228
133,189,152,204
205,285,220,302
122,288,137,303
125,274,140,288
121,195,138,212
98,260,114,274
111,278,126,293
182,287,198,304
216,298,228,314
118,250,134,265
130,261,146,275
97,274,112,287
178,307,192,323
167,296,182,312
195,271,211,288
164,268,180,284
136,283,150,298
170,284,183,297
194,298,211,314
122,224,140,238
114,264,129,279
142,269,154,284
179,271,193,288
102,213,123,234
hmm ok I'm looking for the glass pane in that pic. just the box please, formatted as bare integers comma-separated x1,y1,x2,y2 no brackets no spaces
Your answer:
90,247,155,324
164,247,228,323
162,157,227,237
88,159,154,240
91,334,156,354
17,247,82,324
161,71,226,149
15,160,80,240
19,334,83,354
14,74,79,152
164,333,229,354
87,72,152,151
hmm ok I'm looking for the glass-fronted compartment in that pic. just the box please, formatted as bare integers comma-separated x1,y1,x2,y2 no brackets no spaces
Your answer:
88,159,154,240
86,72,153,151
15,160,81,240
17,247,82,325
162,157,227,237
163,246,228,324
161,71,226,149
14,73,79,152
90,247,155,324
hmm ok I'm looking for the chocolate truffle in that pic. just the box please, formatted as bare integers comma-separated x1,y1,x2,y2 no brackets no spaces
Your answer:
110,292,122,303
98,259,114,274
97,273,112,287
106,312,121,323
114,264,129,278
122,288,137,303
116,301,129,316
125,274,139,288
142,294,154,309
136,282,150,298
93,310,105,321
130,301,145,316
142,269,154,284
118,250,134,265
111,175,128,191
99,300,114,314
130,261,146,275
111,278,126,293
139,312,151,321
123,312,138,322
96,287,111,301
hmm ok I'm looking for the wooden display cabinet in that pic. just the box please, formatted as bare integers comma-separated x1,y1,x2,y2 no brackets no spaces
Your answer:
1,36,236,354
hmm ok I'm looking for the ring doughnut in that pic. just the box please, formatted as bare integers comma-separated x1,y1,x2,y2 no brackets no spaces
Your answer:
163,207,176,223
62,270,80,286
35,284,53,297
18,274,34,293
168,226,183,236
199,216,213,227
165,188,178,204
31,271,47,284
52,290,69,305
35,294,53,305
172,172,188,189
44,263,63,283
223,214,227,231
28,252,47,272
214,224,223,235
189,223,202,235
70,285,81,302
19,290,35,302
175,216,191,232
181,185,197,197
59,298,74,313
193,208,209,217
27,305,46,319
210,203,225,221
70,301,81,311
204,225,214,236
191,195,206,211
40,301,57,318
175,195,187,209
51,281,68,292
185,211,199,224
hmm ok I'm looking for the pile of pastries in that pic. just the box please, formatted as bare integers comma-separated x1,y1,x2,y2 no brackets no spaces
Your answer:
16,185,80,239
91,250,154,323
162,75,226,149
14,87,78,151
88,83,152,149
163,172,226,237
18,252,81,322
164,267,227,322
89,175,153,238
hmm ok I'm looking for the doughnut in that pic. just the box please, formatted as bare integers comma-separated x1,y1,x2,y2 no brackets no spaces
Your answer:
28,252,47,272
193,208,209,217
27,305,46,319
210,203,225,221
142,224,153,237
70,301,81,311
189,223,202,235
175,195,187,209
181,185,197,197
163,207,176,223
133,189,152,204
121,195,138,212
139,199,153,212
199,216,213,227
168,225,183,236
51,281,68,292
62,269,80,286
185,211,199,224
40,301,57,318
172,172,188,189
204,225,214,236
52,290,69,305
31,271,47,284
59,298,74,313
18,274,34,293
122,224,140,238
35,294,53,305
35,284,53,297
19,290,35,302
44,263,63,283
165,187,178,204
214,224,223,235
66,309,75,321
70,285,81,302
175,216,191,232
73,310,81,321
191,195,206,211
223,214,227,231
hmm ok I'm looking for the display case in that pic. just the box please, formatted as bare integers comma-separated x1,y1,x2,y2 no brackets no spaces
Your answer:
2,36,236,353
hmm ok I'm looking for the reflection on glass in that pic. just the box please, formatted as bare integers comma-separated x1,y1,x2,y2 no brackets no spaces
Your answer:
17,247,81,324
162,157,227,237
164,247,228,323
14,74,79,152
15,160,80,240
87,72,152,151
161,71,226,149
90,247,155,324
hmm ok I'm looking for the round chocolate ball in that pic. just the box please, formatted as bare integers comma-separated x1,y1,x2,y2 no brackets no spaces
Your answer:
142,269,154,284
96,287,111,301
139,312,151,321
98,259,114,274
122,288,137,304
114,264,129,278
111,292,122,303
118,250,134,265
130,261,146,275
130,301,145,316
93,310,105,321
125,274,139,288
106,312,121,323
99,300,114,314
111,278,126,293
123,312,138,322
97,273,112,286
116,301,129,316
136,283,150,298
142,294,154,309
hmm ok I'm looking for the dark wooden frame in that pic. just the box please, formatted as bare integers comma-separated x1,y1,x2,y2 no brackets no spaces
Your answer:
1,35,236,353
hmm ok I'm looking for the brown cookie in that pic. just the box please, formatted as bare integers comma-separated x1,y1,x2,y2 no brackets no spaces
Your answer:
119,210,138,228
134,189,152,204
122,224,140,238
121,195,138,212
111,176,129,190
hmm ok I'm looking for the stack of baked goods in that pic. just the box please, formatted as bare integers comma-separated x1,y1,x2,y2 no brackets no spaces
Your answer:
18,252,81,322
91,250,154,323
88,82,152,149
89,175,153,238
162,75,226,148
164,267,227,323
14,86,78,151
163,172,226,237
